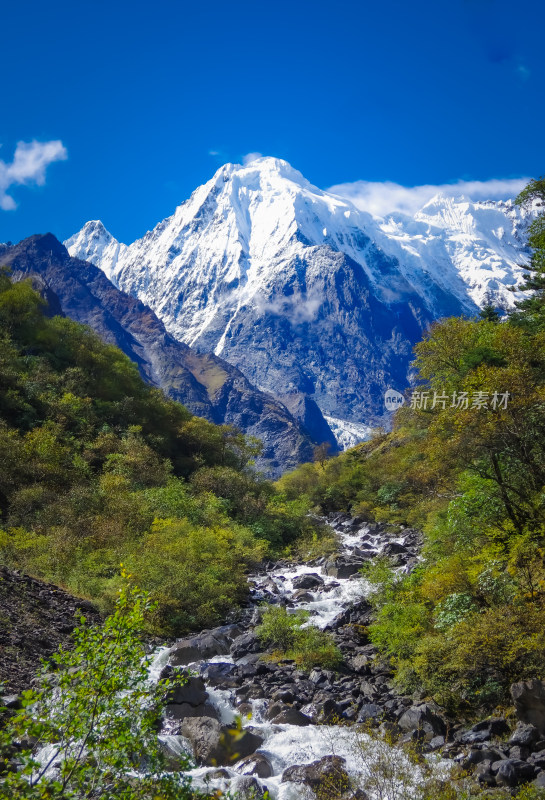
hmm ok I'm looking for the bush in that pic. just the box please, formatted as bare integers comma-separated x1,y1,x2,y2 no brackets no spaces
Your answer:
256,605,310,650
287,626,343,671
256,605,342,671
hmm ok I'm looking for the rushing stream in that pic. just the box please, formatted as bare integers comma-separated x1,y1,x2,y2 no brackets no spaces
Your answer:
153,516,431,798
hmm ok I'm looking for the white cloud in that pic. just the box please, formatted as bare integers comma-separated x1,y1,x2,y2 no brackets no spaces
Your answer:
327,176,529,219
0,140,68,210
242,151,262,166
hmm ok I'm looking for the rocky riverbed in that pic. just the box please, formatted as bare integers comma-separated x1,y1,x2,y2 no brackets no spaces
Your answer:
150,514,545,798
148,515,437,797
5,514,545,798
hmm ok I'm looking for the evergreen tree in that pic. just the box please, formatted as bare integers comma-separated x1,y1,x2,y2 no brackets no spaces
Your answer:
510,176,545,329
479,305,501,322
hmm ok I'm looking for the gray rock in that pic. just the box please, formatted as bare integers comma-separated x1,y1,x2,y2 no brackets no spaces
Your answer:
230,633,261,660
398,704,446,742
325,557,366,579
357,703,382,723
457,717,509,745
292,573,324,590
169,624,242,665
235,753,274,778
534,771,545,788
270,708,312,726
202,662,239,687
180,716,263,766
168,675,208,706
511,680,545,734
495,758,536,787
291,589,314,602
509,722,541,749
282,755,351,795
230,775,268,799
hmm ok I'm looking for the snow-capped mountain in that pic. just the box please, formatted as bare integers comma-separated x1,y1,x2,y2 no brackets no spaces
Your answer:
66,157,532,432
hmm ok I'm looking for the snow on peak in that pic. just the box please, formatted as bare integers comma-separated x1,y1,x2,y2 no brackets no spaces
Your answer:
65,220,126,280
65,159,533,346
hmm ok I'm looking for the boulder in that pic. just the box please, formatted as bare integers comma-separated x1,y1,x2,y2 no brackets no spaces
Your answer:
398,704,446,742
270,708,312,726
325,557,366,579
291,589,314,602
230,633,261,660
292,573,324,590
168,675,208,706
230,775,268,799
180,716,263,766
382,542,408,556
166,701,219,722
235,752,273,778
475,760,497,786
457,717,509,745
357,703,382,723
509,722,541,749
511,680,545,734
282,755,352,797
535,771,545,788
495,758,536,787
302,698,342,723
201,662,239,688
169,624,242,665
529,749,545,770
350,654,372,673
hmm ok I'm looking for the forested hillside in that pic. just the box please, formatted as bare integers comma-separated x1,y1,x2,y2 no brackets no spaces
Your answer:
279,177,545,712
0,271,315,634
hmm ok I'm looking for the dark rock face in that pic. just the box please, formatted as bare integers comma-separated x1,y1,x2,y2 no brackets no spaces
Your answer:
0,565,101,693
2,234,333,476
511,680,545,734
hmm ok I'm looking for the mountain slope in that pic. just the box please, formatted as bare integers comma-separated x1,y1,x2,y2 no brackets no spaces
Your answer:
66,157,532,429
0,234,334,475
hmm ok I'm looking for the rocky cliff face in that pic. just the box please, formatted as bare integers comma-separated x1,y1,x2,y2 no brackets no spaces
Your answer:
66,157,532,430
0,566,101,693
1,234,333,475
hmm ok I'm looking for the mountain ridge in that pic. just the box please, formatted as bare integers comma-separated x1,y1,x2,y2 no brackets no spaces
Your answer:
1,233,336,475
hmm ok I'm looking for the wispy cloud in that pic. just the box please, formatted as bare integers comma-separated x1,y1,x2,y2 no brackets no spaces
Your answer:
242,152,262,166
328,177,529,218
0,139,67,210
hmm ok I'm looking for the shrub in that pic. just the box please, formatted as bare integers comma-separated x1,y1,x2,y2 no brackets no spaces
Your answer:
256,605,310,650
256,605,342,671
288,626,342,671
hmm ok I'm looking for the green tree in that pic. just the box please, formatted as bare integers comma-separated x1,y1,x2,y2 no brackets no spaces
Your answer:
511,176,545,330
0,575,197,799
479,305,501,322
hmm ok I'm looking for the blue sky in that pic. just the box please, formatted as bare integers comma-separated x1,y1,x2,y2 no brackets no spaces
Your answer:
1,0,543,245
